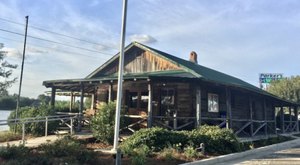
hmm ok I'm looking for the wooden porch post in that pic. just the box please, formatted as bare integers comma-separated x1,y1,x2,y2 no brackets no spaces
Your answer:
50,87,56,109
296,106,299,132
289,106,292,132
281,106,285,133
274,106,277,135
91,94,95,110
263,98,267,136
249,96,253,137
78,83,84,131
147,83,153,128
226,88,232,129
196,87,201,127
108,82,113,102
70,92,73,111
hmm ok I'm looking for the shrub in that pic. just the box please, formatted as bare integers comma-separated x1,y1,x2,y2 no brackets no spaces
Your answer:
8,105,59,136
158,146,183,161
120,127,188,152
55,100,80,112
121,125,239,155
130,144,150,165
188,125,240,154
183,145,198,159
0,144,30,160
39,136,96,163
91,101,126,144
40,136,82,157
0,131,22,142
0,136,96,164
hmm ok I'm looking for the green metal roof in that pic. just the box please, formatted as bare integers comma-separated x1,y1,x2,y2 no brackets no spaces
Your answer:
131,42,299,105
44,42,298,105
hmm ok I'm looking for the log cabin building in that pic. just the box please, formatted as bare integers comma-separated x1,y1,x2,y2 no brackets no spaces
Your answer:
43,42,300,139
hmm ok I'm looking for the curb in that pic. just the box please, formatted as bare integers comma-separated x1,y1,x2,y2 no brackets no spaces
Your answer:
181,138,300,165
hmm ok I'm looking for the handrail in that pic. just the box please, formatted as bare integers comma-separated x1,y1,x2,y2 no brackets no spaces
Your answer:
0,114,77,123
0,114,79,145
152,116,196,119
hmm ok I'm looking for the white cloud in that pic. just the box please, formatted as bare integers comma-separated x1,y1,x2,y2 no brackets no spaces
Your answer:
1,47,22,59
129,34,157,44
27,46,48,54
88,0,100,7
2,0,300,98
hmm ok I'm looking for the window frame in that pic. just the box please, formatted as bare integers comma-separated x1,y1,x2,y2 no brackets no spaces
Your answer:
208,93,219,112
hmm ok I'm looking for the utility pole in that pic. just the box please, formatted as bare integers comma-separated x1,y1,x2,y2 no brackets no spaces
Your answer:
16,16,29,122
112,0,128,164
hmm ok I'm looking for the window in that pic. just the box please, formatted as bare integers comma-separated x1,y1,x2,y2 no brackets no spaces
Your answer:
129,92,138,108
208,93,219,112
161,89,175,106
140,92,149,108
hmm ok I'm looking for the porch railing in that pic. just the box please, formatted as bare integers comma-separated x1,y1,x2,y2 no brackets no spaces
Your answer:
152,116,196,130
120,115,147,133
0,114,78,144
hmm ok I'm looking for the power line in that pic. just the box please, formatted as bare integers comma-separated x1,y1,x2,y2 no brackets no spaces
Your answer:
0,17,118,50
0,28,114,56
0,36,109,59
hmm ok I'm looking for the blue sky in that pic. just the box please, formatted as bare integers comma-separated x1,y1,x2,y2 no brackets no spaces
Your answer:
0,0,300,98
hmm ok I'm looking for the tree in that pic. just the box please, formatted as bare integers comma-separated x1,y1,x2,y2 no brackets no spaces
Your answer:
267,76,300,103
37,94,51,105
0,44,18,96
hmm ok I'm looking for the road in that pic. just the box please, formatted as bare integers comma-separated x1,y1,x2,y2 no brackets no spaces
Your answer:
216,145,300,165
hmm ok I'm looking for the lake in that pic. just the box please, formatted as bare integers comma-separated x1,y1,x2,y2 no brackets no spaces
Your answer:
0,110,12,131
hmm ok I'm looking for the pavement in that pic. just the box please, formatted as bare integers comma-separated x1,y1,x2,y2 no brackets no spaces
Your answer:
182,135,300,165
216,145,300,165
0,132,93,148
0,134,64,148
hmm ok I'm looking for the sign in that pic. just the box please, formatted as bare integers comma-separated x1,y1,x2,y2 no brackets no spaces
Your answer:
259,73,283,84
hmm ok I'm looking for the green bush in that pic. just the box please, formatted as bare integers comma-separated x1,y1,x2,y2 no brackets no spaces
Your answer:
0,131,22,142
130,144,150,165
91,101,126,144
39,136,95,163
8,105,59,136
0,144,30,160
188,125,240,154
0,136,96,164
55,100,80,112
121,125,240,155
120,127,188,153
183,145,198,159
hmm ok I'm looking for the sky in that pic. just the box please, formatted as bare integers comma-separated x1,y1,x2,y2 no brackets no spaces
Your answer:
0,0,300,98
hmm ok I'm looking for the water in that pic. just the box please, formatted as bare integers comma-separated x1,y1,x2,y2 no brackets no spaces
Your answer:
0,110,12,131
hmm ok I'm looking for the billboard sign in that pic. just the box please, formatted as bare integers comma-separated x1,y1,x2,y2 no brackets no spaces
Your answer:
259,73,283,84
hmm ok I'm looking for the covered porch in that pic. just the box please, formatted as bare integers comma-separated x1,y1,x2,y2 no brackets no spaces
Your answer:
43,75,300,138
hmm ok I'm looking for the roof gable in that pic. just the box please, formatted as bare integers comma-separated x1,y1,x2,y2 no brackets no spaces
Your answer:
86,42,184,79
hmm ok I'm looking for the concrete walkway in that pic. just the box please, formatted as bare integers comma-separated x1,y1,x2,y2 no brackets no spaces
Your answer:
218,144,300,165
0,135,61,148
0,133,93,148
182,136,300,165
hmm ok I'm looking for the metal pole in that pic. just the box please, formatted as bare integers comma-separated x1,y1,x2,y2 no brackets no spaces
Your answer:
45,117,48,136
112,0,128,161
16,16,29,121
78,83,84,131
22,122,25,145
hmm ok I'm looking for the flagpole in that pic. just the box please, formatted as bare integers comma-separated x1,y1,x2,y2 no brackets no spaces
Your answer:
112,0,128,162
16,16,29,126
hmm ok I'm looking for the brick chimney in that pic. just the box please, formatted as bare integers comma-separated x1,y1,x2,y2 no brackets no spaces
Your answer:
189,51,198,64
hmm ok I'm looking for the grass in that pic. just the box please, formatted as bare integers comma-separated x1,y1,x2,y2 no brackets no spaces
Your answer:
0,131,22,142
